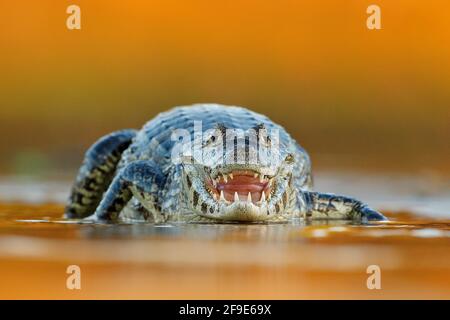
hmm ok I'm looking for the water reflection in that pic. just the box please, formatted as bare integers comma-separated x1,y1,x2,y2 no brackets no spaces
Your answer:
0,201,449,300
12,215,364,241
8,213,450,244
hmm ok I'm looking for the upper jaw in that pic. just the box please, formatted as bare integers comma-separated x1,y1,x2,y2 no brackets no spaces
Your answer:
208,164,277,179
204,166,274,203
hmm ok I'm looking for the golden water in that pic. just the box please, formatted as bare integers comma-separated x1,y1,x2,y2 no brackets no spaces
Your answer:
0,173,449,299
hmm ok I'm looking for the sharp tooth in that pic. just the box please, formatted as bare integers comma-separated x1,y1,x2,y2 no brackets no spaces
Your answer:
247,192,252,203
234,192,239,203
260,191,266,203
259,175,265,183
220,190,226,202
229,173,233,180
254,173,258,178
223,174,228,183
212,179,217,187
213,193,218,200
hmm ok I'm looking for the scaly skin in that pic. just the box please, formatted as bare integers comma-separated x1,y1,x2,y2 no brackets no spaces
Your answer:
65,104,387,223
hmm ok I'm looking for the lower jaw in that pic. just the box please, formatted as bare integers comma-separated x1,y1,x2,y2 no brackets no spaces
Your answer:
199,201,285,222
200,213,289,223
209,175,273,204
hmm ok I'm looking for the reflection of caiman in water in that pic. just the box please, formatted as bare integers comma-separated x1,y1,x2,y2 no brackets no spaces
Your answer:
65,104,386,223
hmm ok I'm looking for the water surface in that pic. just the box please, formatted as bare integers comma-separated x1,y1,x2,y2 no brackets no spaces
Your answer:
0,172,448,299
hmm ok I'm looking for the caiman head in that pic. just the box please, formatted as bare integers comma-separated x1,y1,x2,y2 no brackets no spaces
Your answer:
177,123,297,222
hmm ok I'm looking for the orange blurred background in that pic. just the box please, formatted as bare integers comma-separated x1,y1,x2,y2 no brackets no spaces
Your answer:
0,0,449,177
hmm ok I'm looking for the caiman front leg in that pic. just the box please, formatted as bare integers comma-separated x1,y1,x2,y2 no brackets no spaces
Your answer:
65,129,137,219
301,191,387,222
91,160,166,222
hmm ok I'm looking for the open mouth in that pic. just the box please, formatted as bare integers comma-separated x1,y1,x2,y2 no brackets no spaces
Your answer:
206,170,274,205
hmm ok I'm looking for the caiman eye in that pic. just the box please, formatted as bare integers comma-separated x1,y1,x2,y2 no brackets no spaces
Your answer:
204,131,222,147
284,153,294,163
204,136,215,146
258,133,271,146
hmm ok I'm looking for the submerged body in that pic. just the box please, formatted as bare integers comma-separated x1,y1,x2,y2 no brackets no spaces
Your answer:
65,104,386,223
